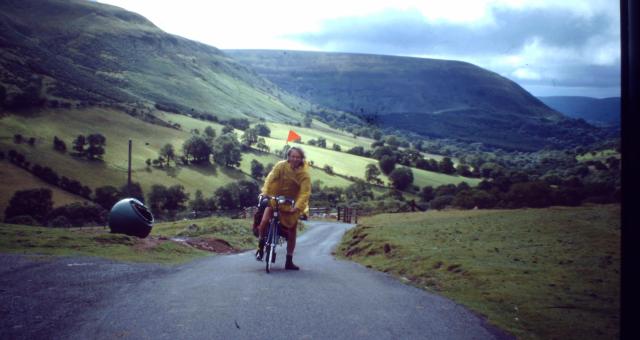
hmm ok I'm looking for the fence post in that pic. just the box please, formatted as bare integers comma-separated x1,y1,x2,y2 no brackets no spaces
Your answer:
354,209,357,224
337,207,341,221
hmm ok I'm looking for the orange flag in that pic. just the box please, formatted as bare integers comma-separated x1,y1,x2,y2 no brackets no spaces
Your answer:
287,130,301,143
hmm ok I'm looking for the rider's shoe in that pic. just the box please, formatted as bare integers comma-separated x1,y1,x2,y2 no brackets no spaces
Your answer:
255,239,265,261
285,255,299,270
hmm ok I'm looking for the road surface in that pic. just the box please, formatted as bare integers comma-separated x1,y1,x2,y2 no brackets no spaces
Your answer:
1,221,513,339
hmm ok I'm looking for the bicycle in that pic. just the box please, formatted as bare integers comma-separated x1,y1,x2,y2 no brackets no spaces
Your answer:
256,194,295,273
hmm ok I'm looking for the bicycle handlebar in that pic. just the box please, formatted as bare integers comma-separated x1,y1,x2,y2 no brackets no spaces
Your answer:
258,194,296,209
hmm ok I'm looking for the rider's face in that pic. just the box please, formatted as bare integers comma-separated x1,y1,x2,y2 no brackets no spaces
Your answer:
288,150,303,168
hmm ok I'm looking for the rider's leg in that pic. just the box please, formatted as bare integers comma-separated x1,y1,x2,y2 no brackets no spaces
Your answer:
256,206,273,260
286,223,297,255
257,206,273,239
285,223,299,270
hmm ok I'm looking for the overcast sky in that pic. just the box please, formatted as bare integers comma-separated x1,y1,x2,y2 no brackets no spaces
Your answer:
97,0,620,98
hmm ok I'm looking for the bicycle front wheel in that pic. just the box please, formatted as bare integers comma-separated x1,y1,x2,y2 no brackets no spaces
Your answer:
265,245,273,273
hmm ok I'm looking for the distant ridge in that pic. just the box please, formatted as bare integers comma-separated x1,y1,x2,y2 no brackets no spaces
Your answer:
538,96,620,128
226,49,608,151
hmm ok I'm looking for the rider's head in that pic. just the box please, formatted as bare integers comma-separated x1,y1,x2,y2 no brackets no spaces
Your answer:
287,147,305,168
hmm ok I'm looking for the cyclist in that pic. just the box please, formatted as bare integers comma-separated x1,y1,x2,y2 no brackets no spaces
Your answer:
255,146,311,270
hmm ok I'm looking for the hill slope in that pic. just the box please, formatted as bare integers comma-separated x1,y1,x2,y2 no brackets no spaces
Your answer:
225,49,608,151
538,96,620,127
0,0,309,122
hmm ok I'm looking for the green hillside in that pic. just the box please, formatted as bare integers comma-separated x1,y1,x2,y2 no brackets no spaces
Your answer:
0,161,89,220
0,108,252,198
0,0,312,122
225,50,609,151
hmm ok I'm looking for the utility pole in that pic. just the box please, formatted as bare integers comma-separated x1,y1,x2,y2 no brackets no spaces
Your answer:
127,139,132,194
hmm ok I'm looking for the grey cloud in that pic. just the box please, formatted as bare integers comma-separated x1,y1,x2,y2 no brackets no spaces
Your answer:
285,7,619,95
288,7,612,56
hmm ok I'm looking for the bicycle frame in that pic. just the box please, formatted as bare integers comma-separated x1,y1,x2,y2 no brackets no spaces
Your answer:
259,194,295,273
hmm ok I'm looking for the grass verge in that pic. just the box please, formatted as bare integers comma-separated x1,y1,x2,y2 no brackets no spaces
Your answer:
0,215,259,264
337,204,620,339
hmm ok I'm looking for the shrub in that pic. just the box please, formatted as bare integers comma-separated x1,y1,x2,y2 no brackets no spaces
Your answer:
4,188,53,223
430,195,454,210
48,215,72,228
47,203,107,227
5,215,40,226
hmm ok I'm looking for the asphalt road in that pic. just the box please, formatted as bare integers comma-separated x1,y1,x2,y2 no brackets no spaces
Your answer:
1,221,513,339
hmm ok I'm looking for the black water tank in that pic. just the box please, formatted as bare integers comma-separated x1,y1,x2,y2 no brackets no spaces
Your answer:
108,198,154,238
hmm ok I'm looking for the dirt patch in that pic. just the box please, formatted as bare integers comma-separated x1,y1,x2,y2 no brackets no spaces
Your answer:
132,236,164,251
182,237,238,254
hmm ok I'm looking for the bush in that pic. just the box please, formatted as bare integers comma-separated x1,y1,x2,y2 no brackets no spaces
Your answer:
4,188,53,223
47,203,107,227
5,215,40,226
389,167,414,190
48,215,72,228
430,195,454,210
324,165,334,175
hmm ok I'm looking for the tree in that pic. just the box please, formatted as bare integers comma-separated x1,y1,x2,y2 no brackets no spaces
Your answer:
148,184,168,216
86,133,106,160
204,126,216,140
251,159,265,179
324,165,334,175
255,124,271,137
94,185,121,210
256,137,270,153
430,195,454,210
215,183,240,210
378,155,396,175
365,164,383,185
4,188,53,223
159,143,176,165
456,164,472,177
389,167,414,190
505,182,552,208
53,136,66,152
420,186,435,202
372,146,396,160
222,125,234,134
241,128,259,148
237,180,260,207
212,133,242,167
228,118,251,130
164,185,190,214
47,202,107,227
182,136,212,163
347,146,366,156
438,157,455,174
316,137,327,148
72,135,86,155
435,184,457,197
120,182,144,203
303,113,312,127
452,190,476,209
190,190,213,212
345,180,374,201
332,143,342,151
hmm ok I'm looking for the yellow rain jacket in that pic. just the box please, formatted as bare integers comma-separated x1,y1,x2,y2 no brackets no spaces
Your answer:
261,160,311,229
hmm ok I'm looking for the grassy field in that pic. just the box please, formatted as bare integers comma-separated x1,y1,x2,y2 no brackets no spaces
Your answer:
0,161,90,220
238,150,354,188
0,108,253,198
576,149,620,162
338,204,620,339
0,215,257,264
1,107,479,215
